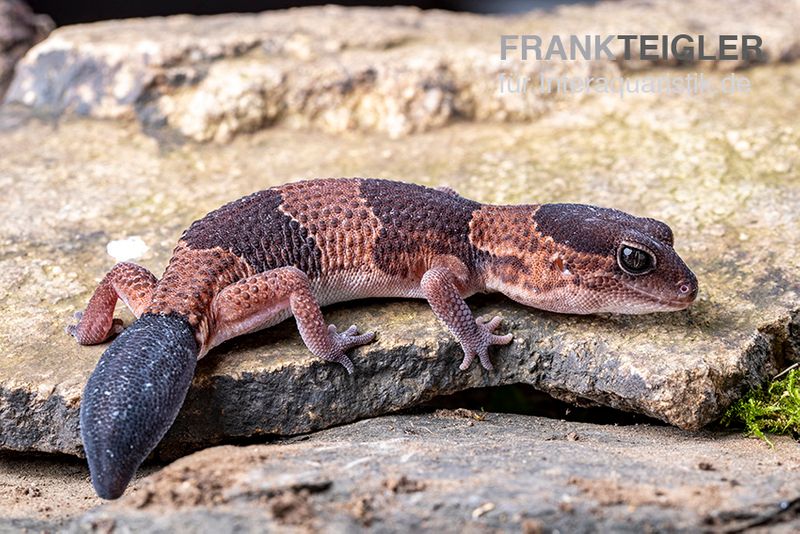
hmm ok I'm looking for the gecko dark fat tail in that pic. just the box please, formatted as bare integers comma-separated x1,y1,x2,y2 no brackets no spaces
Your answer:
80,313,198,499
70,177,698,499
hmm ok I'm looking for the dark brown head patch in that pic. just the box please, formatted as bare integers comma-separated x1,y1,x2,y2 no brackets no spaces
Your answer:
639,217,674,246
525,203,697,313
360,179,488,278
532,203,634,256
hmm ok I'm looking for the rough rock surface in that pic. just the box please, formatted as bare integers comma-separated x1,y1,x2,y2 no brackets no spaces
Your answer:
0,0,52,100
1,2,799,459
33,413,794,532
5,1,800,140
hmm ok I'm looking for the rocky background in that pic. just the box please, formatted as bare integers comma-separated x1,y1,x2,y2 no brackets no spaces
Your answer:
1,0,799,531
0,0,50,99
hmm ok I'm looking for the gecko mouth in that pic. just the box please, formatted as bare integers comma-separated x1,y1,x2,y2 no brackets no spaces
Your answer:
621,282,693,310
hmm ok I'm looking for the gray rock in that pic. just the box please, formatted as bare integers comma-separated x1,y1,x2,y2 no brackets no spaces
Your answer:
65,413,800,532
0,0,52,100
0,2,799,460
5,1,800,141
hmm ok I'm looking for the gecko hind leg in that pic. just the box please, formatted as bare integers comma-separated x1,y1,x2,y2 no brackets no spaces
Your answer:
209,266,375,373
67,262,158,345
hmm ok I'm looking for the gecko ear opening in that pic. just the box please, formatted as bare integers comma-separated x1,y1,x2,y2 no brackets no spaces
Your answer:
551,255,570,276
80,313,198,499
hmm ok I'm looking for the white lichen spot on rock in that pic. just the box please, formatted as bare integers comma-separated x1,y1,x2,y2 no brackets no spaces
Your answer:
106,236,148,262
471,502,495,518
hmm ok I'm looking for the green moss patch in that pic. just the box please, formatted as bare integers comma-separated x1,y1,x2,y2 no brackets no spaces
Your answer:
722,368,800,444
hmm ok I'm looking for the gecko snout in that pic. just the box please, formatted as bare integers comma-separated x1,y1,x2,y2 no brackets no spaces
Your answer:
80,313,198,499
670,271,699,309
677,279,698,301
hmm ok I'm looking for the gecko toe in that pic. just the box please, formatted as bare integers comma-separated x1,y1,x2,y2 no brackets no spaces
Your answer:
459,349,494,371
492,333,513,345
343,325,358,336
352,331,376,345
333,354,355,374
331,324,375,351
485,316,503,331
478,351,494,371
66,311,83,338
459,352,475,371
477,315,504,332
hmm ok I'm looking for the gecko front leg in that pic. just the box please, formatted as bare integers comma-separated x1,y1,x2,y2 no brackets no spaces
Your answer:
208,266,375,373
420,265,513,370
67,262,158,345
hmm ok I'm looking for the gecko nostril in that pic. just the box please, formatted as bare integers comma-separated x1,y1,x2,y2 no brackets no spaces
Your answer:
676,280,698,302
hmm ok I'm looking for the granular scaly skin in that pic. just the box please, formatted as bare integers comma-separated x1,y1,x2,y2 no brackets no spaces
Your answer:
67,262,157,344
69,177,699,499
79,313,197,500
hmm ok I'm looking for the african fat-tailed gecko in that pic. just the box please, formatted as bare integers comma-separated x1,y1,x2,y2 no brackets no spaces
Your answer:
68,178,698,499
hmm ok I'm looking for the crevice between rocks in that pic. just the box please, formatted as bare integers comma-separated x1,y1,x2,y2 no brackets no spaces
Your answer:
420,383,665,427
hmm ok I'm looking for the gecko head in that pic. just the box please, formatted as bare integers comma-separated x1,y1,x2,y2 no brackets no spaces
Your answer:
495,204,698,315
80,313,198,499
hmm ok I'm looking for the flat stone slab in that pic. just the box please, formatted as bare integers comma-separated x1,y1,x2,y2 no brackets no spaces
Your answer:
47,413,798,532
1,3,799,458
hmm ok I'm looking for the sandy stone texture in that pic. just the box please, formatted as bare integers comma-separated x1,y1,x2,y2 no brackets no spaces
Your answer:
34,413,800,532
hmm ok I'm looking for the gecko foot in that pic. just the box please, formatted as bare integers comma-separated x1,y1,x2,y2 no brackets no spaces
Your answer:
459,315,513,371
66,313,124,344
325,324,376,374
65,311,82,336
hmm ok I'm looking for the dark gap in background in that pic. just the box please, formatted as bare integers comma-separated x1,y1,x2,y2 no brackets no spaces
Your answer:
27,1,594,26
423,383,665,426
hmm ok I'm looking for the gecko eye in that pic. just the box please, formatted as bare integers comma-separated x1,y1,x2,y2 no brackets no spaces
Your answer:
617,244,655,275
